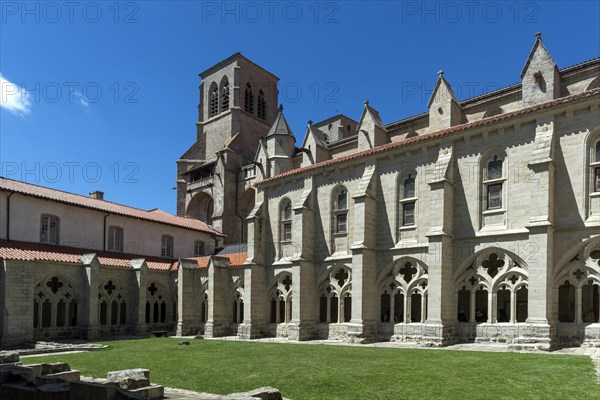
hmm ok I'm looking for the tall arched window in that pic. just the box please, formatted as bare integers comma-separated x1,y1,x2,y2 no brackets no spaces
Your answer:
280,199,292,242
484,154,505,210
378,259,428,324
592,139,600,193
332,186,348,234
33,275,78,332
221,78,229,111
40,214,59,244
161,235,174,258
209,83,219,117
244,83,254,113
399,172,417,227
257,89,266,120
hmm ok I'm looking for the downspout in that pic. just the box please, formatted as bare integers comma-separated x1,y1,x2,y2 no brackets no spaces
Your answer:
6,192,14,241
103,213,110,251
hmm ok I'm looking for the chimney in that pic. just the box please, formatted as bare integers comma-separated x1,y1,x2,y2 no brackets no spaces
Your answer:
89,191,104,200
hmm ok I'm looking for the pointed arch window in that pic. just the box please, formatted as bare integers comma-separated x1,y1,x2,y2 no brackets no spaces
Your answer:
221,79,229,111
209,83,219,117
280,199,292,242
332,187,348,234
244,83,254,114
257,89,266,120
40,214,59,244
161,235,174,258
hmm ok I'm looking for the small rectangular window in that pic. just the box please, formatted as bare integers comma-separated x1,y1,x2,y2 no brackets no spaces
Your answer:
161,235,173,258
595,167,600,192
402,202,415,226
40,215,59,244
487,184,503,209
283,222,292,241
194,241,205,256
108,227,124,253
336,213,347,234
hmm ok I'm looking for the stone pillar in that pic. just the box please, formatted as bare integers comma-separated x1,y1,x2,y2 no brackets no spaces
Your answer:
289,182,317,341
289,260,316,340
205,258,229,338
177,259,201,336
524,226,554,349
131,259,148,335
239,263,266,339
1,260,34,346
81,254,100,340
424,234,454,345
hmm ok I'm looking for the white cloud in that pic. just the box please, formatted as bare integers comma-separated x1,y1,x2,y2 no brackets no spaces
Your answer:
0,74,32,116
74,91,90,109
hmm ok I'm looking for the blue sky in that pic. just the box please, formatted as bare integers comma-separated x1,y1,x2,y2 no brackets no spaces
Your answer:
1,1,599,214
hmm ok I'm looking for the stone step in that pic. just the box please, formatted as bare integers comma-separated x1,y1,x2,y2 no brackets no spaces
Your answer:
129,384,165,399
69,380,118,400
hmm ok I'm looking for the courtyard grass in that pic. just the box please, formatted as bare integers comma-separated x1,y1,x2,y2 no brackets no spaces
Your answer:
28,338,599,400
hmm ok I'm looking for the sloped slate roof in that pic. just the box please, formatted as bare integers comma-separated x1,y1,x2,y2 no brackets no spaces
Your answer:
0,177,224,236
267,106,294,138
0,240,177,270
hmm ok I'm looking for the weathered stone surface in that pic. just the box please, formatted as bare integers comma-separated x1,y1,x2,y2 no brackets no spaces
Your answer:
228,387,282,400
107,368,150,383
69,381,117,400
0,351,19,364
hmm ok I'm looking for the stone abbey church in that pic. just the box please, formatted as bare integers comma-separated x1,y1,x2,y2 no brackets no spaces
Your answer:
1,34,599,349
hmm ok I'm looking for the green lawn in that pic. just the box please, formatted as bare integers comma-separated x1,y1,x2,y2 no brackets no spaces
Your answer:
27,338,599,400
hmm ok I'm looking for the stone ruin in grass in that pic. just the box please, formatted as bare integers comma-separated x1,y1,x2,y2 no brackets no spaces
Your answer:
0,350,284,400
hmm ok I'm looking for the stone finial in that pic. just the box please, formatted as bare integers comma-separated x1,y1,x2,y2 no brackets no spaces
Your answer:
437,70,444,77
364,100,369,106
308,120,313,125
535,32,542,40
278,104,283,111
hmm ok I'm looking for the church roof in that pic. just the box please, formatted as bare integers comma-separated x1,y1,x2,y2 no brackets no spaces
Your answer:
0,240,177,270
267,105,294,138
257,87,600,186
0,177,224,237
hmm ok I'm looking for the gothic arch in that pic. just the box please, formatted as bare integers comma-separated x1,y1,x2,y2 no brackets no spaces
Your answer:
33,274,79,330
377,257,428,323
454,248,529,324
268,272,293,324
316,264,352,323
585,76,600,91
187,191,214,224
554,236,600,324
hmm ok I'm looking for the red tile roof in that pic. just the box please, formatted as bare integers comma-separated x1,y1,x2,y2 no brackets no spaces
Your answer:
257,88,600,186
0,240,177,270
190,252,248,268
0,178,225,237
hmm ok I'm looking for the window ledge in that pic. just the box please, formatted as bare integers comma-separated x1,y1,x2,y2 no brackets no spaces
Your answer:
483,177,506,184
590,191,600,198
399,197,417,203
398,225,417,231
333,232,348,237
482,208,506,216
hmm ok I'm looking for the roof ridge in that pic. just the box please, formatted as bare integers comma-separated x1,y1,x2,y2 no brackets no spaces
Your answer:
258,88,600,185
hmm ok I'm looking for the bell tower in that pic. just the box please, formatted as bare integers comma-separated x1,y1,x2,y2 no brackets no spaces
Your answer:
177,53,279,244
